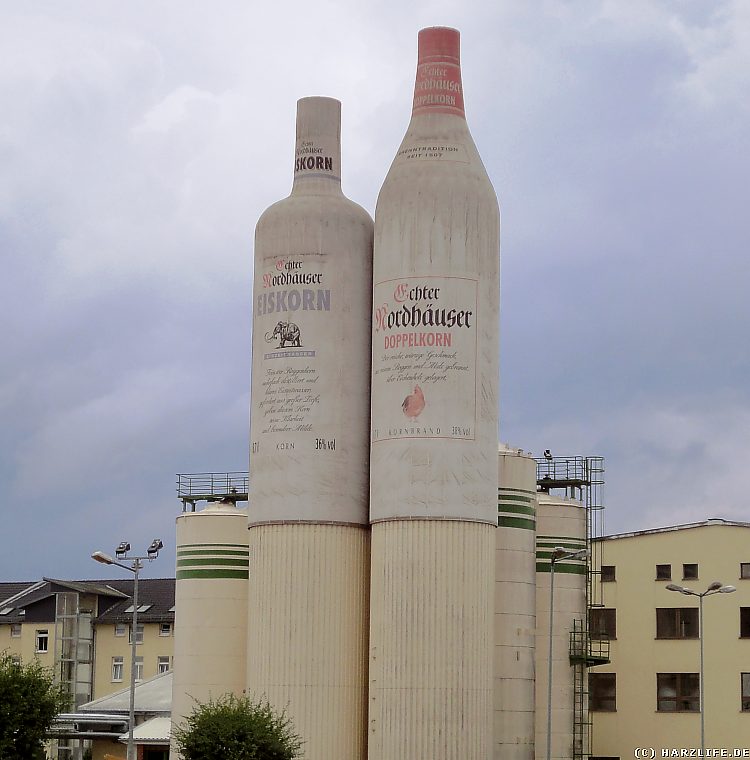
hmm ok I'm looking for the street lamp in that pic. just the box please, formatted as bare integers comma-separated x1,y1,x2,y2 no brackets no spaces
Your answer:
92,539,163,760
547,546,589,760
666,580,736,755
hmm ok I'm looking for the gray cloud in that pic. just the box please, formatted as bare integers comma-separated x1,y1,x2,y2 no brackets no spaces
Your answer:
1,0,747,579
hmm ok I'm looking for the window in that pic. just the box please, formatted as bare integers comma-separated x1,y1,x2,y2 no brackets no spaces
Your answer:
134,656,144,682
656,608,699,639
124,604,152,614
114,623,126,637
128,624,144,644
741,564,750,580
589,673,616,711
112,656,124,682
10,654,21,665
742,674,750,712
657,673,699,712
157,656,171,674
35,629,49,653
741,608,750,638
600,565,616,582
590,608,616,639
159,623,172,637
656,564,672,580
10,624,21,638
683,563,698,580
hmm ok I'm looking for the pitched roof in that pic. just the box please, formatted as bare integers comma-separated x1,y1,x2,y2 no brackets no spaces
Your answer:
80,671,172,714
596,517,750,542
94,578,175,623
0,578,175,624
119,716,171,744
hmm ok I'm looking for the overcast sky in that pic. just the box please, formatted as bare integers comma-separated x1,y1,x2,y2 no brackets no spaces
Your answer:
2,1,748,581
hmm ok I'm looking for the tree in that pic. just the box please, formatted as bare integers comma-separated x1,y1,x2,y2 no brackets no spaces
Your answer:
0,651,69,760
173,694,303,760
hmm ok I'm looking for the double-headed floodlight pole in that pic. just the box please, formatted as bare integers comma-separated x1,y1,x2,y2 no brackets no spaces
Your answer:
666,580,736,755
547,546,589,760
92,539,163,760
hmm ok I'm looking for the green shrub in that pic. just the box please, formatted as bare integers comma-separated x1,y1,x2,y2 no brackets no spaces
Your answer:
0,651,69,760
173,693,302,760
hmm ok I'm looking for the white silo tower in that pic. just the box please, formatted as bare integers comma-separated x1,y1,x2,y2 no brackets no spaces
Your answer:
247,96,373,760
495,444,538,760
170,497,249,758
535,491,587,760
368,27,500,759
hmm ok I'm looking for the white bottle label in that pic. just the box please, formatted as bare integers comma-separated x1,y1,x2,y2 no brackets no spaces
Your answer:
253,253,330,437
371,275,478,442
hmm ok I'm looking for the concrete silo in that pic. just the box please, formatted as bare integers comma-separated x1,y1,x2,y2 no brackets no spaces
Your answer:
369,27,500,759
170,498,249,758
495,445,538,760
535,492,588,760
247,97,373,760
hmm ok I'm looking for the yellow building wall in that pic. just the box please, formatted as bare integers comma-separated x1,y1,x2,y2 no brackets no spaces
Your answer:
0,622,55,668
93,621,174,699
591,523,750,758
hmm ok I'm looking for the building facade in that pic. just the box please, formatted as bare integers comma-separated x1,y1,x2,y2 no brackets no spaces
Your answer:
0,576,175,758
590,519,750,759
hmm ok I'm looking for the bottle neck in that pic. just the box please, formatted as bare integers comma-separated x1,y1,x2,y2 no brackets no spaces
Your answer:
291,97,343,195
411,27,465,119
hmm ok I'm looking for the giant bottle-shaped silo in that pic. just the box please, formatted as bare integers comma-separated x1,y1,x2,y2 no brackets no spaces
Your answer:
171,498,249,759
247,97,373,760
534,492,587,760
495,445,538,760
368,27,500,760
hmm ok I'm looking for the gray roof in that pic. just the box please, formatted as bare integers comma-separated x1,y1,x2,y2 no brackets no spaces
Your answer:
0,578,175,624
94,578,175,623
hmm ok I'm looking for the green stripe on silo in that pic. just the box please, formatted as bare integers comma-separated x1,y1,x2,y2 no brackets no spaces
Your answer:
536,537,586,549
176,568,249,580
498,493,535,504
498,516,536,531
535,562,587,575
176,557,249,568
537,535,586,542
536,547,585,558
176,549,248,557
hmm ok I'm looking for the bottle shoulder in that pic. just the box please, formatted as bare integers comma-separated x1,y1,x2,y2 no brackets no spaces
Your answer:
378,116,496,195
256,190,374,230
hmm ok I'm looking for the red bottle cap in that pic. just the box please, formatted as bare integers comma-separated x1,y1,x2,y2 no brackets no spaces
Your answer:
412,27,464,117
418,27,460,65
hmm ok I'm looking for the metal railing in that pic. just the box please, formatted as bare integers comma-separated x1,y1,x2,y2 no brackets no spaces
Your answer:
176,472,249,511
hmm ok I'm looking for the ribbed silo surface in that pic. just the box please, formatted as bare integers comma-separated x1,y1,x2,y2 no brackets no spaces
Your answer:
170,500,249,760
246,524,370,759
534,492,587,760
495,445,538,760
368,520,494,760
